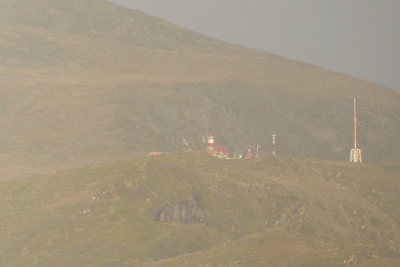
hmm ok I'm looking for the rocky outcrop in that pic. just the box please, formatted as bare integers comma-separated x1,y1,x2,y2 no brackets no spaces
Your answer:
156,199,197,224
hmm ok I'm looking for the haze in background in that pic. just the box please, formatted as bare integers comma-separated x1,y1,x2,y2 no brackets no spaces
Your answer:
109,0,400,92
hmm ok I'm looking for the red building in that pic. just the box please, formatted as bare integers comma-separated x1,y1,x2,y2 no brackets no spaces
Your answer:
243,148,255,159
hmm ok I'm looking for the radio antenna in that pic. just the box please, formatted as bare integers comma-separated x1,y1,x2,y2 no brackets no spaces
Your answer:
350,98,362,162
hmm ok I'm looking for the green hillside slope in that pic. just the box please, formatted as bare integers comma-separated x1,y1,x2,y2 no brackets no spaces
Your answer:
0,0,240,54
0,0,399,179
1,153,400,266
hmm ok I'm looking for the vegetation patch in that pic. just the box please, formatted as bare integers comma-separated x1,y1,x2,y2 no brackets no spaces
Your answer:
299,223,316,235
370,215,382,229
315,200,327,211
331,210,347,226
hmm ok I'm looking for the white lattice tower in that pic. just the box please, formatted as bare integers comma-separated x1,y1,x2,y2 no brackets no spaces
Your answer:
271,134,277,155
350,98,362,163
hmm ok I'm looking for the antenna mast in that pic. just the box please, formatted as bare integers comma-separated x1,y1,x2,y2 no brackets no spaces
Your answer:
271,134,277,155
350,98,362,162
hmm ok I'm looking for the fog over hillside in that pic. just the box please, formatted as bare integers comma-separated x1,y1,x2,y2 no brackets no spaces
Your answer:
110,0,400,92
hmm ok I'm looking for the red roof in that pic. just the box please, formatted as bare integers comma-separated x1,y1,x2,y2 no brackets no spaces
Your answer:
217,147,229,154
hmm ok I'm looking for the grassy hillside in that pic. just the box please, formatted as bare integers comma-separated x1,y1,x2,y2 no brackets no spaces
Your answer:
0,0,399,179
0,0,241,54
0,153,400,266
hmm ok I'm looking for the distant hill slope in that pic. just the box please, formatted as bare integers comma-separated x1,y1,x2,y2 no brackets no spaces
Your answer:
0,0,399,179
0,0,240,54
1,153,400,266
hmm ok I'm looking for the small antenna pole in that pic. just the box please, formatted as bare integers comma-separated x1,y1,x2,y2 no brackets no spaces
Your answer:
271,134,277,155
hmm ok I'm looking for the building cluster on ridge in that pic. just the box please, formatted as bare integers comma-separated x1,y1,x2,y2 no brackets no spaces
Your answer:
149,132,258,159
196,132,256,159
150,98,363,163
199,132,229,159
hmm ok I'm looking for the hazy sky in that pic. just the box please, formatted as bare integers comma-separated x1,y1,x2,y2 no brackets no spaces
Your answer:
109,0,400,92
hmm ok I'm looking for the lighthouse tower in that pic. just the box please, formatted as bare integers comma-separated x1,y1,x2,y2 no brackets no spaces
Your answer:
207,132,215,150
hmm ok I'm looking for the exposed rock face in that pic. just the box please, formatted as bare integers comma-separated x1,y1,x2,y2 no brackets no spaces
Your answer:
272,203,307,227
157,199,197,224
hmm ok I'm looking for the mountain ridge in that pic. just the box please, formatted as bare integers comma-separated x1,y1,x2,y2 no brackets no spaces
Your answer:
0,0,399,179
0,0,244,55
